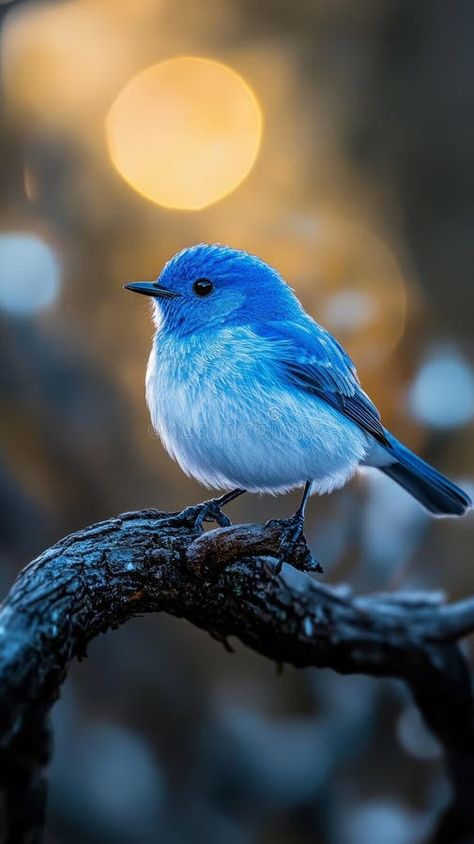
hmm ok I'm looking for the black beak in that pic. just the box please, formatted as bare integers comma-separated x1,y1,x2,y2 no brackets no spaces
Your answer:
123,281,180,299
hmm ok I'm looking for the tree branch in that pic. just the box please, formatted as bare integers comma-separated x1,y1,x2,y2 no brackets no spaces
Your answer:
0,508,473,843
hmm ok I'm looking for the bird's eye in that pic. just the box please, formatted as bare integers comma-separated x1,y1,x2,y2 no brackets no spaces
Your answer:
192,278,214,297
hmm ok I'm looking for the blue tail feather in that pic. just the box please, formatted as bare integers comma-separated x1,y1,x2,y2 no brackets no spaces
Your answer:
381,434,471,516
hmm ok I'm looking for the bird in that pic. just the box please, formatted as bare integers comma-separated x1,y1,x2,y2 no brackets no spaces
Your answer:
125,243,471,570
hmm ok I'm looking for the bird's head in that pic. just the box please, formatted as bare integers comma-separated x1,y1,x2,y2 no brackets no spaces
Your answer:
124,244,302,336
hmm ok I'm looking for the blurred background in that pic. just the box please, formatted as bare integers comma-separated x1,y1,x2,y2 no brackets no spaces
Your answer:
0,1,473,842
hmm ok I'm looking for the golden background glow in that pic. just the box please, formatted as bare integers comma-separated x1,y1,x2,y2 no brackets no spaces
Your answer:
2,0,132,126
105,56,263,210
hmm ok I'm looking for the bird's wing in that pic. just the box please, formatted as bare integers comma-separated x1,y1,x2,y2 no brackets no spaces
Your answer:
255,319,388,445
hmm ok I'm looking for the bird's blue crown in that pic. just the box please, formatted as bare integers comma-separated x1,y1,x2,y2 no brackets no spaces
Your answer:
153,243,303,336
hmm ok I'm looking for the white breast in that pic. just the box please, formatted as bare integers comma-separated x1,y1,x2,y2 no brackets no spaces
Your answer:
146,326,369,494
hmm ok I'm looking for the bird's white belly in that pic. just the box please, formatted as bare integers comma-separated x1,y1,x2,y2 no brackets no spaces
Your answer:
146,334,369,495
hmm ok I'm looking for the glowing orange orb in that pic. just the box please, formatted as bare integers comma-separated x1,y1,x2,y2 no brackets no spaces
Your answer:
105,56,263,210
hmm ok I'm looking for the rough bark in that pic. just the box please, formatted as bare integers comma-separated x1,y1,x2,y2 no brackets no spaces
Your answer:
0,507,473,843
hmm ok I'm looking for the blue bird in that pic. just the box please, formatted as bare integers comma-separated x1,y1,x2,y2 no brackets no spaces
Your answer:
125,244,471,569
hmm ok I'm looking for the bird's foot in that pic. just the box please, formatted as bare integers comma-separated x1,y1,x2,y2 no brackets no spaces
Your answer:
179,497,232,531
265,514,322,574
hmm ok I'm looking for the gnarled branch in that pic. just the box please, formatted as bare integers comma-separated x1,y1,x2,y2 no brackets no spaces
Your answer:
0,508,473,843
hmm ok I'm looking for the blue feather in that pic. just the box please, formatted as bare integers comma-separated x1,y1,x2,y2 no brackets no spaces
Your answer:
382,433,471,516
254,320,388,443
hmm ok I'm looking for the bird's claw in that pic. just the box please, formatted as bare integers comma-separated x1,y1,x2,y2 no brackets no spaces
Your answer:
180,498,232,531
265,515,322,574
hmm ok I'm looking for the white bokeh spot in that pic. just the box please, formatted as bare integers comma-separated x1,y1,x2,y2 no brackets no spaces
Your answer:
409,345,474,429
0,232,61,316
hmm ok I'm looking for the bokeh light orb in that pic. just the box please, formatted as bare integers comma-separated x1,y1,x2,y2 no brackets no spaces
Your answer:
409,346,474,429
105,56,262,210
0,233,60,315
